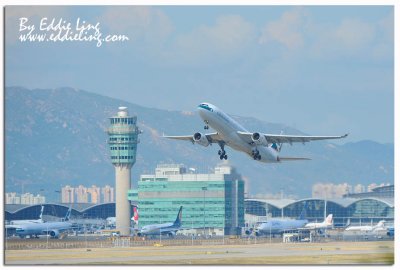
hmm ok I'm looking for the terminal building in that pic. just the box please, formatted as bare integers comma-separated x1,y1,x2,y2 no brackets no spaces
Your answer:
5,181,394,234
128,163,245,236
343,184,394,199
245,196,394,228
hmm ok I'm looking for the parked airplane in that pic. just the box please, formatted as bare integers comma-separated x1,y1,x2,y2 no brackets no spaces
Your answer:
137,206,182,237
106,207,139,228
9,205,45,225
164,103,348,162
10,206,73,239
304,214,333,230
345,220,386,232
254,207,308,236
106,217,116,227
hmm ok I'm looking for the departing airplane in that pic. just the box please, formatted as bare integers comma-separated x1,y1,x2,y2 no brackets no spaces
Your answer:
8,205,45,225
10,206,73,239
137,206,182,237
304,214,333,230
345,220,386,232
164,103,348,162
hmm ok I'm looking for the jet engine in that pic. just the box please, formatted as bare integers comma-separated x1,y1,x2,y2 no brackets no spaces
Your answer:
193,132,210,147
245,228,253,235
49,230,60,238
251,132,268,146
167,231,176,237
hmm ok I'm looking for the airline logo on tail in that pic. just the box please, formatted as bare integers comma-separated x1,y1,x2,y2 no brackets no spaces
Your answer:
132,206,139,224
325,214,333,225
374,220,386,229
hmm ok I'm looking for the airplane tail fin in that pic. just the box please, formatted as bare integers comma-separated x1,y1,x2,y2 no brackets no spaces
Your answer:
132,206,139,224
173,206,183,227
298,202,307,220
324,214,333,225
345,218,351,228
64,205,72,221
375,220,386,228
39,205,44,221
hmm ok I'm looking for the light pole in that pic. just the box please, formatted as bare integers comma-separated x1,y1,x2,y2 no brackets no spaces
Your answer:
191,220,194,246
55,190,61,204
202,187,207,237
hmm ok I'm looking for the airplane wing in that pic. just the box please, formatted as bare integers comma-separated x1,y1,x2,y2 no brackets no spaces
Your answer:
163,132,224,144
279,157,311,161
237,132,348,145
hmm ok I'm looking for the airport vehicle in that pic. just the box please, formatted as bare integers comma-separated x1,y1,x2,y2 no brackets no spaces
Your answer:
164,103,348,162
11,206,73,239
137,206,182,237
254,209,308,236
345,220,386,232
8,205,44,225
304,214,333,230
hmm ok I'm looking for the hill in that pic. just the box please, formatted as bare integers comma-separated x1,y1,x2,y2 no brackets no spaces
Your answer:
5,87,394,201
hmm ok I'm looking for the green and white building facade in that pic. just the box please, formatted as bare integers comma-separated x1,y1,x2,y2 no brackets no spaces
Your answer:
129,163,245,236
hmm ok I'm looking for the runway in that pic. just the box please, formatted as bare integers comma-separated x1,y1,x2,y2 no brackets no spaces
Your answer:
5,241,394,265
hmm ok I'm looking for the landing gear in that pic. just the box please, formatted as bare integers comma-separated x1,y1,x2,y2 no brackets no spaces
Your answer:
218,150,227,160
218,144,228,160
252,149,261,160
204,120,209,130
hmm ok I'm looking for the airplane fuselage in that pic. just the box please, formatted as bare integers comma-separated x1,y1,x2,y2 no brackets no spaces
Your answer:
198,104,279,163
304,223,330,230
256,219,308,235
12,221,72,238
139,222,179,236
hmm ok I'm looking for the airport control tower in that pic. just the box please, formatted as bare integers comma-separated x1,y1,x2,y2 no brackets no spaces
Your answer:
107,107,140,236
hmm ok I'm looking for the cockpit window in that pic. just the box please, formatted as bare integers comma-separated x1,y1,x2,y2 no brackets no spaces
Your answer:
198,104,213,112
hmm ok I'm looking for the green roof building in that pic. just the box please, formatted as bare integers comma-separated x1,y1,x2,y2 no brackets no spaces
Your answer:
129,163,245,236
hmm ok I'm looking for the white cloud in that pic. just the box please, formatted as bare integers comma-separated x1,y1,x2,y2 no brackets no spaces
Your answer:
175,15,255,62
259,8,308,50
372,11,394,60
333,19,375,50
100,6,173,45
308,16,390,62
5,6,69,44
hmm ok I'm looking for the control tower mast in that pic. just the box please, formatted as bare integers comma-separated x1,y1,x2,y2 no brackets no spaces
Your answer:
107,107,140,236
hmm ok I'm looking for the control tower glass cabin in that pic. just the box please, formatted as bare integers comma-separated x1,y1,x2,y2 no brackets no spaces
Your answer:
107,107,139,167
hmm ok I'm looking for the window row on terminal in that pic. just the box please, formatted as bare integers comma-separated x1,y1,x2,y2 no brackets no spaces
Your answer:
109,137,135,142
110,118,134,125
110,146,135,150
110,156,134,160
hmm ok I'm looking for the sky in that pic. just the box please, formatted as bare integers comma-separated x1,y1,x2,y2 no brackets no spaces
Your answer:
5,5,394,143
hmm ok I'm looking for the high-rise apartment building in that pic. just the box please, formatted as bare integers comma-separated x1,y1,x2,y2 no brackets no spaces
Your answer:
87,185,101,204
61,185,75,203
102,185,115,203
75,185,88,203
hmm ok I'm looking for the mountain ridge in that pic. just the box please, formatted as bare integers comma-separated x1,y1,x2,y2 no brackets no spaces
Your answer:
5,86,394,201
